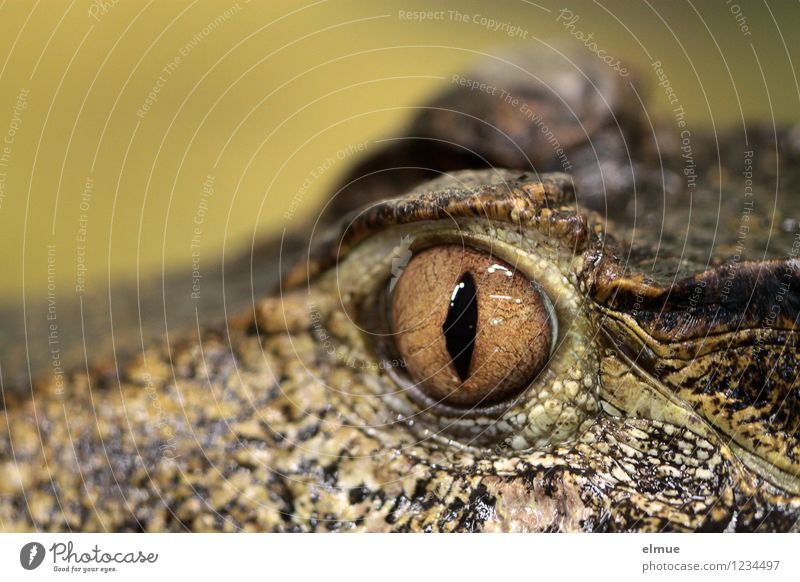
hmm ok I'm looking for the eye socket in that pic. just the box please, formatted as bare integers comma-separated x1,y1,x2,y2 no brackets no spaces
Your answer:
390,244,554,408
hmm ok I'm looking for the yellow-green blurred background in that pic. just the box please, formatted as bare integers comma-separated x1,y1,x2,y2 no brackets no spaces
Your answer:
0,0,798,300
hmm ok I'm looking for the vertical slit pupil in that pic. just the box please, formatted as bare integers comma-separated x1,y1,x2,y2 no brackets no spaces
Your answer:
443,272,478,381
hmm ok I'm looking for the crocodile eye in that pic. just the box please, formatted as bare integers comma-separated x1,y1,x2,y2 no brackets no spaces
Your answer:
390,245,553,408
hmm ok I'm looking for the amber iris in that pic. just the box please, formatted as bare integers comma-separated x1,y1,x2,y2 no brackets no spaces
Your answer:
391,245,552,407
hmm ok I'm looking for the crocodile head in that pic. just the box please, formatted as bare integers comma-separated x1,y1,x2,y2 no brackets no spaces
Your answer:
1,50,798,533
243,168,800,532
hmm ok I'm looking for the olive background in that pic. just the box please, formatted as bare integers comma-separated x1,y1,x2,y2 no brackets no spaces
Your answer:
0,0,797,301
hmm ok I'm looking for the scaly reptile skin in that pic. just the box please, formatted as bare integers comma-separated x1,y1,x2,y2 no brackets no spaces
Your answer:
1,51,799,532
1,167,798,532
